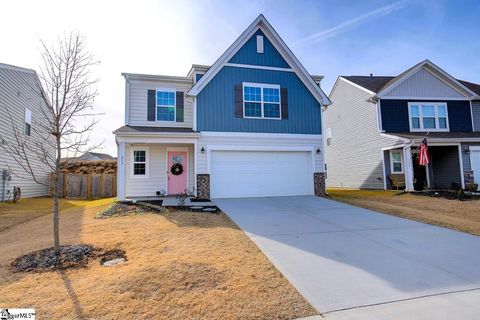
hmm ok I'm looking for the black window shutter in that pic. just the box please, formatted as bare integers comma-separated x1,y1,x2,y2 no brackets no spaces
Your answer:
147,90,156,121
235,84,243,118
281,88,288,119
176,91,184,122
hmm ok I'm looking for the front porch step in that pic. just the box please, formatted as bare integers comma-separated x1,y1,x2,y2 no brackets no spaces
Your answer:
162,197,214,207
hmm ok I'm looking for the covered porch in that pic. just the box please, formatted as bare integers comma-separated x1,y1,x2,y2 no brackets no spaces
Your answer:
384,143,464,191
115,128,200,201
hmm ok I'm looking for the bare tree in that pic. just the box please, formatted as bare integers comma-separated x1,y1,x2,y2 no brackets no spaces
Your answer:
0,32,100,253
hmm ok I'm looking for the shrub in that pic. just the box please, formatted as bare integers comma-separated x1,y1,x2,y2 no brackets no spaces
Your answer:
466,183,479,192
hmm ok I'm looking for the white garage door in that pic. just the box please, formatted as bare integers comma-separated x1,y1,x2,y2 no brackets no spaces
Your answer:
210,150,313,198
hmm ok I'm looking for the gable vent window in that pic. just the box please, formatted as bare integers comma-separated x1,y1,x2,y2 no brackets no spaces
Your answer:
256,35,264,54
24,109,32,136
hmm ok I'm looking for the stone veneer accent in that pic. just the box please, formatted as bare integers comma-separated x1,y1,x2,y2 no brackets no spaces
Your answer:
314,172,326,197
196,174,210,199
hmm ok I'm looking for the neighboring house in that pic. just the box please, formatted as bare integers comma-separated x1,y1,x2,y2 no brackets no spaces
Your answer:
0,63,54,200
114,15,331,200
325,60,480,191
75,152,115,161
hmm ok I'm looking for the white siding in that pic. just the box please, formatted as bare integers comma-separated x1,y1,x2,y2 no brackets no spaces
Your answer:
127,79,194,128
124,144,194,197
196,133,323,174
0,65,54,198
385,68,466,98
325,78,404,189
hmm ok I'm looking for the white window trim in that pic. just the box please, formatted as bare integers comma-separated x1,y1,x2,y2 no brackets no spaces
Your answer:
131,146,149,179
242,82,281,120
407,102,449,132
155,89,176,122
390,149,404,174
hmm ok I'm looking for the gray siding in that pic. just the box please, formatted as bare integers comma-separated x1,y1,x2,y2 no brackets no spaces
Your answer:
385,68,468,98
0,64,54,198
460,142,480,172
324,78,404,189
472,101,480,132
429,146,462,189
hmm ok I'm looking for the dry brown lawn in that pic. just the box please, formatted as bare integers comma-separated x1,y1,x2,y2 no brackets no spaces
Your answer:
0,198,317,320
0,197,114,232
328,189,480,235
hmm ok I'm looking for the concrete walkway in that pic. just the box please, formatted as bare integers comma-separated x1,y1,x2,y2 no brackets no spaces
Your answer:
215,196,480,319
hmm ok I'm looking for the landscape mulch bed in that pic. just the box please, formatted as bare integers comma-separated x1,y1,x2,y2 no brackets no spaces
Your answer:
97,201,220,219
10,245,127,273
411,190,480,201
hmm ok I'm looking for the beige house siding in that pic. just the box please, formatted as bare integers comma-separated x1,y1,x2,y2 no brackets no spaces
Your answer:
0,64,54,199
127,79,194,128
124,144,194,197
325,78,403,189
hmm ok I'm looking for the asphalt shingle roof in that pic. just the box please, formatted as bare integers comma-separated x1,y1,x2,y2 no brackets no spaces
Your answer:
342,76,480,96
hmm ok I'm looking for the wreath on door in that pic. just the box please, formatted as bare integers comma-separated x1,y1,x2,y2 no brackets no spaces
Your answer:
170,163,184,175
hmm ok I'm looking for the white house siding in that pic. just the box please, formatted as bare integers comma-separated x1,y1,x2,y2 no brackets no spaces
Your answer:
325,78,404,189
472,101,480,132
127,79,194,128
0,65,54,199
124,144,194,197
384,68,466,98
195,132,324,174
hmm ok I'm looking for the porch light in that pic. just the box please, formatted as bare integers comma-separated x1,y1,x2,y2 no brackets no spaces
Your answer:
465,146,470,154
316,148,321,154
201,146,205,153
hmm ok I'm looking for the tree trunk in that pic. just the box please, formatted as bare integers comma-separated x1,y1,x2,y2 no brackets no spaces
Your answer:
53,136,61,253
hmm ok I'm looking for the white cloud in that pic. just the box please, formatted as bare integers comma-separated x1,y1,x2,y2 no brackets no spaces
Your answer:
294,0,411,46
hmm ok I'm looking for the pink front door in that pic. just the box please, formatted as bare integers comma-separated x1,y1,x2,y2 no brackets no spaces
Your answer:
167,151,188,195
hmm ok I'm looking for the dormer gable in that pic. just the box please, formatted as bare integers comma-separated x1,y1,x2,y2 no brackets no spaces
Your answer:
228,29,290,69
377,60,478,100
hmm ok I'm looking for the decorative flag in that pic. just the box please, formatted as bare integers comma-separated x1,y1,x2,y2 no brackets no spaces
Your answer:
418,138,430,166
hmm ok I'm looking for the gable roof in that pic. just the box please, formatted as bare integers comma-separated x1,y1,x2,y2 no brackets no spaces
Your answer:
342,76,395,93
187,14,331,105
341,60,480,98
77,152,115,161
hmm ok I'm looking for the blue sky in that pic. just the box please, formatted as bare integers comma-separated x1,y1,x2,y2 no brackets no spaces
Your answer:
1,0,479,155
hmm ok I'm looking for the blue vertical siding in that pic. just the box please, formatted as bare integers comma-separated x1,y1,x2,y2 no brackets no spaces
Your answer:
380,99,473,132
197,66,321,134
228,30,290,68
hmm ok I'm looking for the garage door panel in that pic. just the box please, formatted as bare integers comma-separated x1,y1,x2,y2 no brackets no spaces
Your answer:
210,150,312,198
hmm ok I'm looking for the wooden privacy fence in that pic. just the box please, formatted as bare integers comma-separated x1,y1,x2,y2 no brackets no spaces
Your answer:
49,173,116,199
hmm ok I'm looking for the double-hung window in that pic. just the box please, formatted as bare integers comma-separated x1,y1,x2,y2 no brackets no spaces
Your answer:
408,102,449,131
132,148,148,177
156,90,175,121
390,150,404,173
243,83,281,119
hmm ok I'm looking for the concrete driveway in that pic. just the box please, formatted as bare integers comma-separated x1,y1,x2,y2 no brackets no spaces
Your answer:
215,196,480,319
